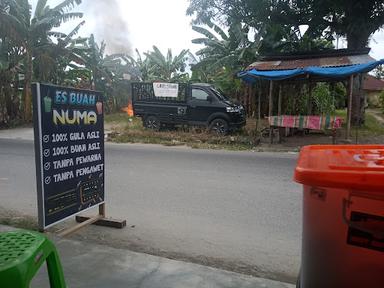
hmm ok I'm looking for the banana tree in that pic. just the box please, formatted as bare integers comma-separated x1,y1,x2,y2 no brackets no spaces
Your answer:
144,45,190,82
80,35,140,112
191,22,258,96
0,0,83,121
125,49,154,81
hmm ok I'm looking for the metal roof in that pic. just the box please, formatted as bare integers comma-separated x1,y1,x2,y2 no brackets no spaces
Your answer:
363,75,384,91
248,54,376,71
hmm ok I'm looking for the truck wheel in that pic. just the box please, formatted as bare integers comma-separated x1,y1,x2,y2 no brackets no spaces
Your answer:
209,119,229,135
145,116,161,131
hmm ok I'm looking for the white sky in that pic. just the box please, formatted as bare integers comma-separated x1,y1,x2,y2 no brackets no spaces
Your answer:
73,0,202,56
33,0,384,60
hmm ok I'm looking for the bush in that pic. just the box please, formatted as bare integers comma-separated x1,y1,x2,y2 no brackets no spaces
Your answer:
379,90,384,113
313,83,335,115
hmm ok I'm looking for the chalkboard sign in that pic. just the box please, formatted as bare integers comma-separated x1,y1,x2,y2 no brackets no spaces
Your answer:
32,83,105,229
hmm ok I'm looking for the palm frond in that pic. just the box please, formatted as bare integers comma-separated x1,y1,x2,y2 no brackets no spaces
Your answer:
47,31,67,38
62,20,84,44
192,25,218,40
191,38,212,45
53,12,83,25
51,0,81,14
152,45,166,64
166,49,172,64
207,21,228,41
34,0,48,18
0,11,27,46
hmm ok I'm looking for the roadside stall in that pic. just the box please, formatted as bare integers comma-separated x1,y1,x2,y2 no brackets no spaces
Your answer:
238,50,384,143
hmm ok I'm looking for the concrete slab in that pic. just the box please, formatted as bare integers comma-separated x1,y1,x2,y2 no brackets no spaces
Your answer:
0,225,294,288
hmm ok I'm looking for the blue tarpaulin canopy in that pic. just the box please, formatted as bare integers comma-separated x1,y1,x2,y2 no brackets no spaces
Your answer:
238,59,384,82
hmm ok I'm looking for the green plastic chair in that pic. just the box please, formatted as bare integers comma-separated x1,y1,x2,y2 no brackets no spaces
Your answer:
0,230,66,288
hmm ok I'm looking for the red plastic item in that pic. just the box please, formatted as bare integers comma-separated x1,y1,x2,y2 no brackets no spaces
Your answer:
294,145,384,288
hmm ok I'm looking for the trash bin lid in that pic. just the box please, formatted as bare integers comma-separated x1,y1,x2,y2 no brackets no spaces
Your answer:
294,145,384,191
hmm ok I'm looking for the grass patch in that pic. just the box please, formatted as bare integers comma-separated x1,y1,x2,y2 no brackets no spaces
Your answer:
104,112,131,123
335,109,384,137
334,109,347,119
112,128,259,151
362,114,384,135
106,114,260,150
105,111,384,150
105,113,144,131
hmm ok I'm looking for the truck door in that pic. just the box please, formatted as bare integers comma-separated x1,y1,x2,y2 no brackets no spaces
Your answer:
187,88,217,124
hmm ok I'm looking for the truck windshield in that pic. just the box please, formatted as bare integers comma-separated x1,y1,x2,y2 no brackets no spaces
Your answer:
210,87,230,101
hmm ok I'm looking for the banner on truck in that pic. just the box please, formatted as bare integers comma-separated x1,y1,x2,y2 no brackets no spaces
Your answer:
153,82,179,98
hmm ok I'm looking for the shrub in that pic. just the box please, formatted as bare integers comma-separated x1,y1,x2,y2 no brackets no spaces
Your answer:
379,90,384,113
313,83,335,115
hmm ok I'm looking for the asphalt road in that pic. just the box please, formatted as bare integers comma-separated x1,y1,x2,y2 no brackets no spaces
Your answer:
0,138,302,282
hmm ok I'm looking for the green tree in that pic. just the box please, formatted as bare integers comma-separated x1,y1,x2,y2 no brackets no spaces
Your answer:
0,1,25,125
315,0,384,50
78,35,142,112
144,45,190,82
187,0,334,54
188,0,384,51
0,0,83,121
379,90,384,112
190,22,254,97
188,0,384,124
126,49,154,81
312,83,335,115
373,65,384,80
192,22,257,70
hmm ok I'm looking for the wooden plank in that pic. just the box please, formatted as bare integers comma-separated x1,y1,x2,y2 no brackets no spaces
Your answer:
56,202,125,237
58,215,102,237
75,216,127,229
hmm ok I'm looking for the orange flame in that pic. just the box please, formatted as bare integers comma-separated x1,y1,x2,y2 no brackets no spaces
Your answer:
122,102,134,117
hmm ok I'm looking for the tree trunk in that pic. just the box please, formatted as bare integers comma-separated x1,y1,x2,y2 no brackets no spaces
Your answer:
12,72,20,120
351,74,365,125
23,51,33,122
347,33,370,126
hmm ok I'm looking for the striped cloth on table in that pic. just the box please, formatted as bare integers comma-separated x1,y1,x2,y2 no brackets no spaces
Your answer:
268,115,342,130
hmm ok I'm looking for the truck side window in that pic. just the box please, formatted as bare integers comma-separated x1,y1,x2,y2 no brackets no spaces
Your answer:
192,89,209,101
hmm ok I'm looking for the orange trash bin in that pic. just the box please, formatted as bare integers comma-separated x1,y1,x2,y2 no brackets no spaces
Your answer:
294,145,384,288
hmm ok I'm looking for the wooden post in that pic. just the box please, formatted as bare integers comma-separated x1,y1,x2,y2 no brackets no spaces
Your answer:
347,75,353,139
250,85,256,117
307,82,313,115
256,84,262,132
277,84,283,143
99,203,106,218
278,84,282,116
248,85,252,116
269,81,274,144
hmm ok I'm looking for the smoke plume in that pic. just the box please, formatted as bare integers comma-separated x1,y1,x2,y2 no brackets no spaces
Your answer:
83,0,132,55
